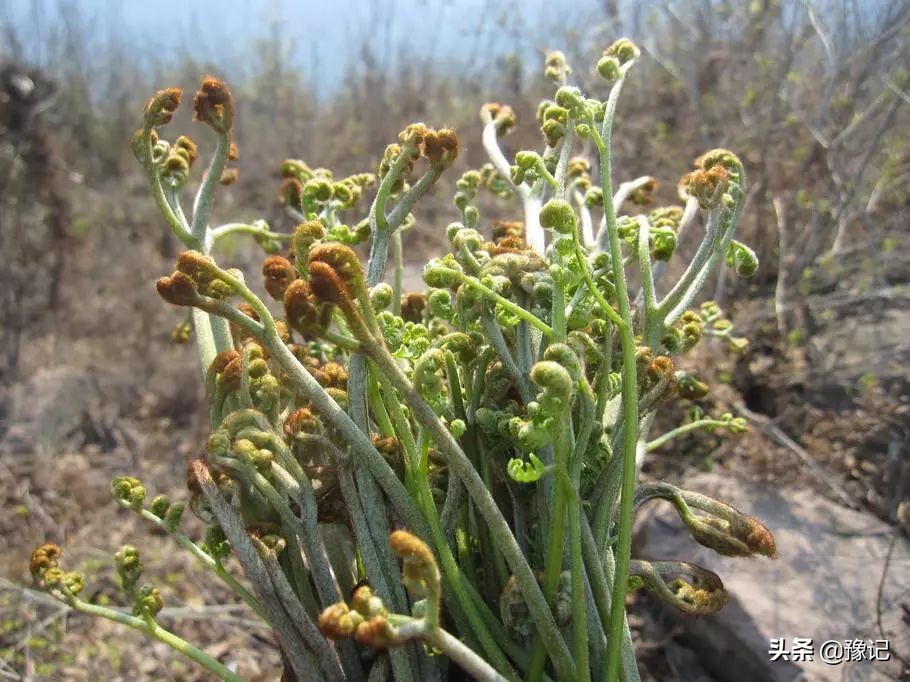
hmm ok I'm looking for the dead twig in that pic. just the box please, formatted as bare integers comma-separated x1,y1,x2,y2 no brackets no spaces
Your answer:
773,195,789,340
876,530,909,669
732,400,859,510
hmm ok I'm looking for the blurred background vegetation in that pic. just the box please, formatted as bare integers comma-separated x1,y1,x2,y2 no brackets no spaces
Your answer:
1,0,908,678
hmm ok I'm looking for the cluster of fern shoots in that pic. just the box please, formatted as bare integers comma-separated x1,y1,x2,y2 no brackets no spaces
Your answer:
31,40,776,682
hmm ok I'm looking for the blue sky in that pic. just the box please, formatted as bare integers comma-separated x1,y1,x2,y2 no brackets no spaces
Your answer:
1,0,611,98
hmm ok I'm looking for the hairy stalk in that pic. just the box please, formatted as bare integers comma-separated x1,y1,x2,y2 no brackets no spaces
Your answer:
130,506,267,621
364,341,576,679
59,592,244,682
526,409,575,681
598,61,642,682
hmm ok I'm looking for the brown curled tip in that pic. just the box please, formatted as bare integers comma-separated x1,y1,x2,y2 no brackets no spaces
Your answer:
308,261,351,307
389,530,435,569
30,543,63,577
741,515,778,559
209,349,240,375
480,103,517,133
144,87,182,125
354,615,397,648
308,243,364,286
283,279,322,333
684,166,729,209
319,603,359,640
262,255,297,300
156,272,198,306
278,178,304,208
174,136,198,165
193,77,233,130
423,128,459,166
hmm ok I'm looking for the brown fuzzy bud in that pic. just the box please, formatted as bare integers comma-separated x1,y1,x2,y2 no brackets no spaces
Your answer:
318,362,348,389
679,490,778,559
218,168,238,185
175,136,198,166
237,303,260,322
262,256,297,300
480,103,517,134
172,251,237,300
390,530,440,598
492,220,525,241
144,87,182,126
193,77,233,132
488,235,529,255
423,128,459,167
372,435,402,463
176,250,217,280
389,530,435,566
629,177,658,206
308,243,366,303
283,279,322,334
284,407,320,438
400,293,427,323
30,543,63,579
319,602,364,640
567,157,590,178
273,319,291,344
684,166,729,209
292,220,325,261
209,349,240,375
278,178,304,208
228,142,239,160
738,515,778,559
156,272,198,306
647,355,675,383
164,152,190,175
220,355,243,392
354,615,398,648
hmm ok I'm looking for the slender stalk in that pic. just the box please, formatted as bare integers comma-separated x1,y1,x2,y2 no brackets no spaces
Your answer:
141,126,195,246
568,384,596,682
596,62,642,682
191,132,230,242
449,271,554,337
426,626,509,682
62,594,244,682
192,461,327,680
365,342,576,680
336,463,416,682
207,221,291,249
645,418,735,452
636,216,658,344
374,373,517,679
390,617,508,682
526,412,574,682
131,507,267,621
391,229,404,316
